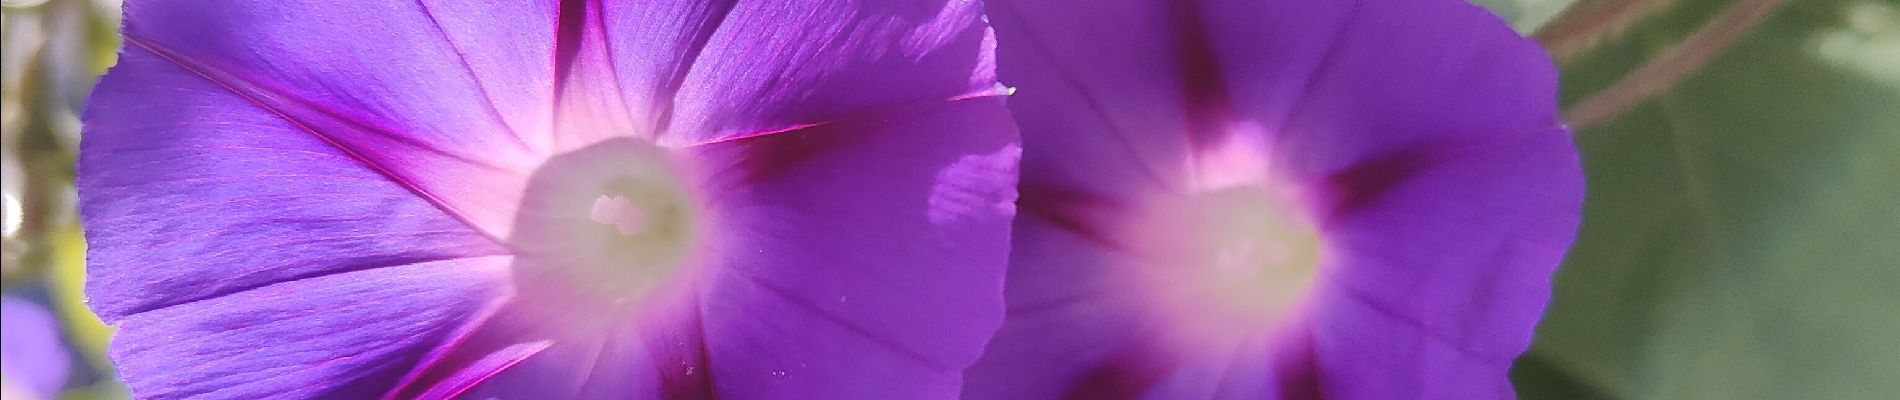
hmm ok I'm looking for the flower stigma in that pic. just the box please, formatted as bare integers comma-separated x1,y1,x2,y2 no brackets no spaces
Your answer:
590,195,648,236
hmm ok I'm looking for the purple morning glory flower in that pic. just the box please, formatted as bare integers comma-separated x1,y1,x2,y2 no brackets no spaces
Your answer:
2,296,71,400
78,1,1018,399
964,0,1582,398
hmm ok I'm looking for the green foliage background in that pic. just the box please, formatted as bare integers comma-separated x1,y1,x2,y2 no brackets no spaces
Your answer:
1476,0,1900,398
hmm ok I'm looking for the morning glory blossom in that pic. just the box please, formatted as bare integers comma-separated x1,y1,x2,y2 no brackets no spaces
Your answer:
964,0,1582,398
79,1,1019,399
2,296,71,400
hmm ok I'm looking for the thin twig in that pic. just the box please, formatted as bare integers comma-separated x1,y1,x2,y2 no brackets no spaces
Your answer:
1536,0,1680,57
1563,0,1791,129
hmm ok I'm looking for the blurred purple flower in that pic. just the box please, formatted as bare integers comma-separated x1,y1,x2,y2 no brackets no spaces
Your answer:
2,296,70,400
78,1,1018,399
964,0,1581,398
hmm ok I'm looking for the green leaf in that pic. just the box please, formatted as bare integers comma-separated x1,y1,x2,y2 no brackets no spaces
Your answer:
1518,0,1900,398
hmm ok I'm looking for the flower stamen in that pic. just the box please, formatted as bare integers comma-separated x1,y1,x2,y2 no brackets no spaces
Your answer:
590,195,649,236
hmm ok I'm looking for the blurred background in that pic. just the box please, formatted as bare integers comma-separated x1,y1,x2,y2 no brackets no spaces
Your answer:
1,0,1894,398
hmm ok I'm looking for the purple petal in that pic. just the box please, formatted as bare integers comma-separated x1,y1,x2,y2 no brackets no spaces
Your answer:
647,0,1004,146
430,282,712,399
1258,2,1578,397
1,296,71,399
86,1,1023,398
108,0,558,237
685,97,1019,399
106,258,511,399
79,45,512,320
82,3,540,395
978,0,1579,397
576,0,734,140
122,0,556,152
965,215,1323,400
548,0,643,149
440,322,677,399
962,215,1149,400
1252,0,1564,185
985,0,1199,198
404,341,552,400
1306,133,1580,399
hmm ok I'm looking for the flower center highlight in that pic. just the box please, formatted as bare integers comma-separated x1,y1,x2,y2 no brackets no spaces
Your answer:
1127,180,1325,348
512,138,703,304
1185,186,1321,320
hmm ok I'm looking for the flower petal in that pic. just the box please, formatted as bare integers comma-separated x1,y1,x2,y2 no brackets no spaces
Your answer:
988,0,1370,198
1308,132,1581,399
577,0,736,139
109,0,557,237
79,45,513,320
106,257,510,399
649,0,1003,145
1256,0,1563,182
962,215,1149,400
1,296,70,399
982,0,1578,397
1241,2,1578,398
965,215,1324,400
547,0,644,149
412,276,711,399
985,0,1208,198
124,0,556,151
687,97,1019,399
